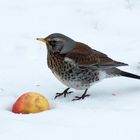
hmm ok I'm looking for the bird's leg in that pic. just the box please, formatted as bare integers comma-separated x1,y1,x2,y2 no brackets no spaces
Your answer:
72,89,90,101
54,88,73,99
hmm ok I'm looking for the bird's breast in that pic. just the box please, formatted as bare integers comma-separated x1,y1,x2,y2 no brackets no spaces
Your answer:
47,53,104,90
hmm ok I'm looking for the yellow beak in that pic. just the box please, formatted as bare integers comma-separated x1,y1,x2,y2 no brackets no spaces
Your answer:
36,38,46,43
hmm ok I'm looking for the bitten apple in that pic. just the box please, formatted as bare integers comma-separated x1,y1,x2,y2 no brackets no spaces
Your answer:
12,92,49,114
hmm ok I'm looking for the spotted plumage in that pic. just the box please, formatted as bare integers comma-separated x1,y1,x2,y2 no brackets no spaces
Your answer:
47,51,100,90
37,33,140,100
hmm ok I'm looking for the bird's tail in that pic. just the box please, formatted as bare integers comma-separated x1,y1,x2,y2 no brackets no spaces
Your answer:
105,68,140,80
119,70,140,80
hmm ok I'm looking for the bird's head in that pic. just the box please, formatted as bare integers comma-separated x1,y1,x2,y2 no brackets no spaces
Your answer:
37,33,76,54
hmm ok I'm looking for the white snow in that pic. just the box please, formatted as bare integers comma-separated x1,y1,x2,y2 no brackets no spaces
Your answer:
0,0,140,140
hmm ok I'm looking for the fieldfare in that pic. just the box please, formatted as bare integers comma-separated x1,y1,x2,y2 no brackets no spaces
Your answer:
37,33,140,101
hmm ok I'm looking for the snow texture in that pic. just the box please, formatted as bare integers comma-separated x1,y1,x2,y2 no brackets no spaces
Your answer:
0,0,140,140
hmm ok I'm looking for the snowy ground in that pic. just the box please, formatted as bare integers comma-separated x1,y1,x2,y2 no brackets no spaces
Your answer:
0,0,140,139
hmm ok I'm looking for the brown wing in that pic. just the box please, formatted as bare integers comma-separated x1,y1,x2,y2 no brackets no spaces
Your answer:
65,42,128,69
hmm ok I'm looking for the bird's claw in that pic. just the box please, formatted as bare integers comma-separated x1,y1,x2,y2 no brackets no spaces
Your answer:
54,88,73,99
72,94,90,101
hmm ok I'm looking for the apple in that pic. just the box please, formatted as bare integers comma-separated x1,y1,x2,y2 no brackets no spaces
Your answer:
12,92,49,114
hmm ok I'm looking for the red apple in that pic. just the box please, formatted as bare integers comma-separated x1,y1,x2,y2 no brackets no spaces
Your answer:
12,92,49,114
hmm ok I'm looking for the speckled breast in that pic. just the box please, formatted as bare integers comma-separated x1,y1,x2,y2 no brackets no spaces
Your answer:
47,52,100,90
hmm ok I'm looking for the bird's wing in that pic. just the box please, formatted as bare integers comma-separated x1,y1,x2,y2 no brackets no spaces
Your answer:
64,42,128,69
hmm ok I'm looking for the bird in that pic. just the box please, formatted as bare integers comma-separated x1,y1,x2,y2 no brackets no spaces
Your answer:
37,33,140,101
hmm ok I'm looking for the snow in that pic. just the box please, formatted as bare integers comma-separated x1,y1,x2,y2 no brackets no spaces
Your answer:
0,0,140,140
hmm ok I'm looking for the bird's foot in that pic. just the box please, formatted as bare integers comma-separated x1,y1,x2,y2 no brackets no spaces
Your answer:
72,89,90,101
72,94,90,101
54,88,73,99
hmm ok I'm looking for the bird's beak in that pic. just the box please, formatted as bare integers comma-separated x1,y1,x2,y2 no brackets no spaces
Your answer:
36,38,47,43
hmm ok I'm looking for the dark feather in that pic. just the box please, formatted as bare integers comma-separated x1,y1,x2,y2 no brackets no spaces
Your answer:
65,42,128,69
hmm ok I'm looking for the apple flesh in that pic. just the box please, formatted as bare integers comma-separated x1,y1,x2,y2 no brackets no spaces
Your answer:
12,92,49,114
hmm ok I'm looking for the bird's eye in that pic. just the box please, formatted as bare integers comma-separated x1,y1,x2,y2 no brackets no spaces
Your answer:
49,40,57,46
52,40,57,44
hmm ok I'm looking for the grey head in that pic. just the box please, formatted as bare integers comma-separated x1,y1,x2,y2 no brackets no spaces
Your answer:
37,33,76,54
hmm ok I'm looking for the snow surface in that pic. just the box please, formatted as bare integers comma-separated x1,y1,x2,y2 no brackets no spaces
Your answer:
0,0,140,140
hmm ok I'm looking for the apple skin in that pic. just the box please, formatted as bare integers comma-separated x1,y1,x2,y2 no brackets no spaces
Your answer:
12,92,49,114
